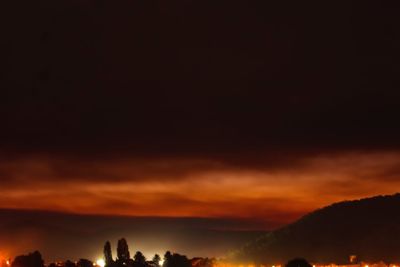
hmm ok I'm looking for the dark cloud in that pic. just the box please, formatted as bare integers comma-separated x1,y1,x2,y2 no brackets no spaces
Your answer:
0,0,399,168
0,156,233,186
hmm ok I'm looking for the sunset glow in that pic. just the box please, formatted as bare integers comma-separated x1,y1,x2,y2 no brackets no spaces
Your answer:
1,152,399,227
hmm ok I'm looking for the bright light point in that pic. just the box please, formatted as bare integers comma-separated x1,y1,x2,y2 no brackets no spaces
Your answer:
6,261,10,266
159,260,164,266
96,259,105,267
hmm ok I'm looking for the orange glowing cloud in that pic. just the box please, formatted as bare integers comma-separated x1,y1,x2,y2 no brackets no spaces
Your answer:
0,151,400,229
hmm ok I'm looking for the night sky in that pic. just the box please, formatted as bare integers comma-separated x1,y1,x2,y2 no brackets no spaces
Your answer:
1,0,400,262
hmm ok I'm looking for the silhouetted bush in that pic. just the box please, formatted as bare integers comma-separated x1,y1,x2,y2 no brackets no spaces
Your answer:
65,260,76,267
152,255,161,267
77,259,93,267
133,252,146,267
162,252,190,267
11,251,44,267
285,258,312,267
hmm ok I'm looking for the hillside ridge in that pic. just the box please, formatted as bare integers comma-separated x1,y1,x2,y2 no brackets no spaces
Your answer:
229,193,400,264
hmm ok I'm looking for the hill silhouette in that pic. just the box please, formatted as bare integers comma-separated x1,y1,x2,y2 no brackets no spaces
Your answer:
229,194,400,264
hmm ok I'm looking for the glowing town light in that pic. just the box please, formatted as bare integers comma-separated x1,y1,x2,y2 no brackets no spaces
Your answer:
159,259,164,266
96,259,105,267
6,261,10,266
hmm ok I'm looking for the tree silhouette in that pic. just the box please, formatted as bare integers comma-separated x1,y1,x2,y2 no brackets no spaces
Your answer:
162,252,190,267
133,252,146,267
117,238,130,264
104,241,114,267
152,255,161,267
11,251,44,267
77,259,93,267
285,258,312,267
65,260,76,267
162,252,172,267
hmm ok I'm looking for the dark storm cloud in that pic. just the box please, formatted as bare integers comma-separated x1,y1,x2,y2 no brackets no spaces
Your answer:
1,0,400,165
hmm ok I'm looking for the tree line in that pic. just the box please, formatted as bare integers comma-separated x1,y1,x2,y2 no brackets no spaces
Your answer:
7,238,312,267
103,238,213,267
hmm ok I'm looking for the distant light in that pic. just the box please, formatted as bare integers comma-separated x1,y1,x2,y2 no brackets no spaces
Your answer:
96,259,105,267
272,265,275,267
6,261,10,266
159,260,164,266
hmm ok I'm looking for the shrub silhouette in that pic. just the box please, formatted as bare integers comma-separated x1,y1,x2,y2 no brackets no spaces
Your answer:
285,258,312,267
133,251,146,267
11,251,44,267
152,255,161,267
77,259,93,267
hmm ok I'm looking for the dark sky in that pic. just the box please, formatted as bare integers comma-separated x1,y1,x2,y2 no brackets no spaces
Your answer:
1,0,400,262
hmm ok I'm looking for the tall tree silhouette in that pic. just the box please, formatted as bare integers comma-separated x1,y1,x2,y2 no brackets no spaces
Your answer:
117,238,130,264
104,241,114,267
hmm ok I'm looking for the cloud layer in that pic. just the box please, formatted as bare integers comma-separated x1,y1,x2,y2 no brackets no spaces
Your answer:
1,152,400,229
0,0,399,234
